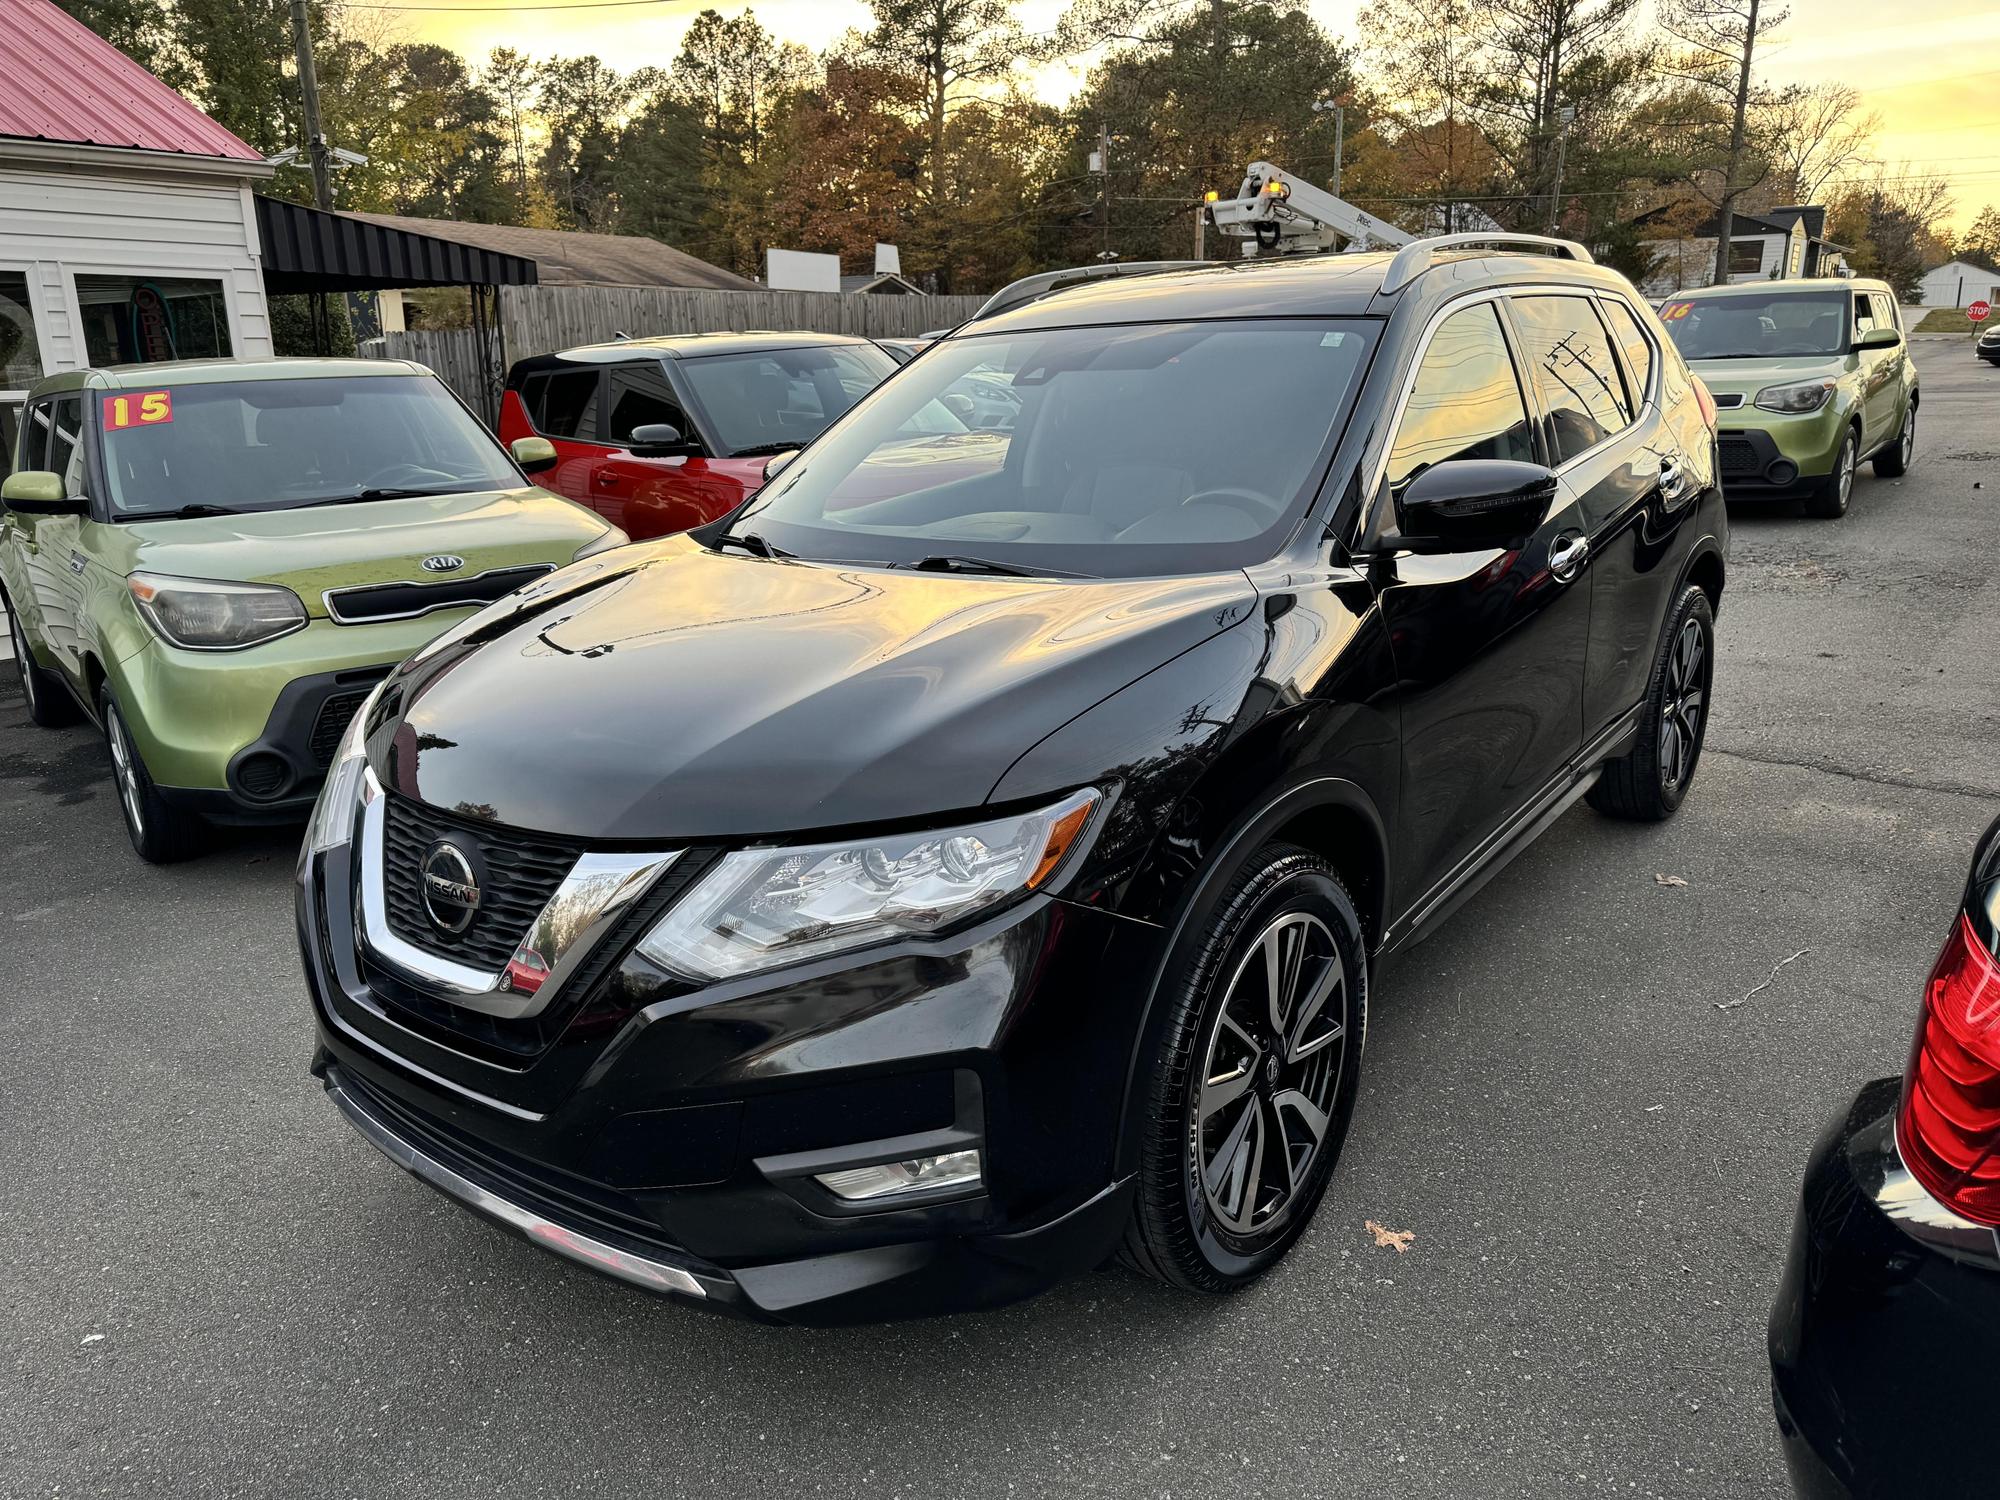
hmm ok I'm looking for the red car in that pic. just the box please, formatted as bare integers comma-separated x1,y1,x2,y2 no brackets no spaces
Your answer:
498,332,898,540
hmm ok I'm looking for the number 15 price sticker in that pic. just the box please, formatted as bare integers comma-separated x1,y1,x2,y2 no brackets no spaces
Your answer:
104,391,174,429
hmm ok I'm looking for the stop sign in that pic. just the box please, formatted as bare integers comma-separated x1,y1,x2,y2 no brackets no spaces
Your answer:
1971,300,1992,323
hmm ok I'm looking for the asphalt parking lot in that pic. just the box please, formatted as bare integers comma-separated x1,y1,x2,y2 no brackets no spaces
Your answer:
3,339,1996,1500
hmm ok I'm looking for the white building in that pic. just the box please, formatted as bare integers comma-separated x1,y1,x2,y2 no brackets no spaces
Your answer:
1917,259,2000,310
0,0,276,468
1628,204,1845,299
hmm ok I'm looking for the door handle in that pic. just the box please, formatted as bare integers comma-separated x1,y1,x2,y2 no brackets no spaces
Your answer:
594,472,620,488
1549,532,1589,582
1658,457,1689,500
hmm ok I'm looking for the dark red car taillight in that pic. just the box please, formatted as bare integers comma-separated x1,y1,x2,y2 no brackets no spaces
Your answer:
1898,911,2000,1224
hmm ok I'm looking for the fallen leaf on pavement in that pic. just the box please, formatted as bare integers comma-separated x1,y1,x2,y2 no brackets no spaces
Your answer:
1655,874,1689,888
1366,1220,1415,1253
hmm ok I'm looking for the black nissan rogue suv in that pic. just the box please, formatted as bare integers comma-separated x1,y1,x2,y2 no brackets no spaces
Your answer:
300,235,1727,1324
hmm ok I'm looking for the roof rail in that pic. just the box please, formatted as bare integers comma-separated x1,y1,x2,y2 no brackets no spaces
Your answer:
1380,233,1594,294
965,260,1208,324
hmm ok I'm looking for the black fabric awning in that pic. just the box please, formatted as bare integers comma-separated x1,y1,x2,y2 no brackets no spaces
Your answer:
255,196,539,293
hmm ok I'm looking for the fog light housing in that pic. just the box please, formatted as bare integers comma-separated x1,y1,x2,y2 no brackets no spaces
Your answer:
815,1149,981,1202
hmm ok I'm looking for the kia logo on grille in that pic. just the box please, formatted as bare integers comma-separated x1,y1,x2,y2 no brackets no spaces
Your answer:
421,554,465,574
419,841,481,935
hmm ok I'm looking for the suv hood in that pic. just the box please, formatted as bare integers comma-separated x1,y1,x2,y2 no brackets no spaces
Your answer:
108,488,607,618
1685,353,1853,396
377,536,1257,841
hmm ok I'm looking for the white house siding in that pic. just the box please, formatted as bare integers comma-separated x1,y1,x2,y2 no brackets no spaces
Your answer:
1639,233,1785,299
0,157,272,378
1917,260,2000,309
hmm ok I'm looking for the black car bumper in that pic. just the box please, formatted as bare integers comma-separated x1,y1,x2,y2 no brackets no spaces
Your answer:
1768,1078,2000,1498
300,832,1159,1325
1717,428,1826,501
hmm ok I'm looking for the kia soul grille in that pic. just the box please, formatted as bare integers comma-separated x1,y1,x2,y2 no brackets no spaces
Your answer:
381,795,584,970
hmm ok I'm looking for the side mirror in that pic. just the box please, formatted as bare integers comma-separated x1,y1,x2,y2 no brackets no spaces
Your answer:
510,436,558,475
1856,326,1901,350
1397,459,1557,551
629,423,700,459
1,470,85,515
762,449,799,483
941,393,976,422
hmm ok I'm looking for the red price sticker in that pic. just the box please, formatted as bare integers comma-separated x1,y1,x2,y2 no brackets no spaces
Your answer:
1659,301,1695,321
103,391,173,429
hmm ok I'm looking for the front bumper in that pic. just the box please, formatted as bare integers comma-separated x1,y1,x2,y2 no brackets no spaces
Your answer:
118,614,481,818
1768,1078,2000,1498
1714,403,1846,498
300,826,1158,1324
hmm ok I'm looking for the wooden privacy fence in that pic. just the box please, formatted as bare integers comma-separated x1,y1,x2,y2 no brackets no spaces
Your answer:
366,284,986,422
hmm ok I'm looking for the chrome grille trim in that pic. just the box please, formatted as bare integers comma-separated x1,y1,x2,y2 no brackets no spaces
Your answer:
352,768,679,1021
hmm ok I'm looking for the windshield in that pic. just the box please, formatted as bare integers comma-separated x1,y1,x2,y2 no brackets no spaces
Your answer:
676,344,897,457
98,374,521,518
729,319,1377,579
1659,290,1849,359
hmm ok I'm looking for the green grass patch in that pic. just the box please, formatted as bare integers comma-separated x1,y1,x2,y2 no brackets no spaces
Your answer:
1913,307,1983,334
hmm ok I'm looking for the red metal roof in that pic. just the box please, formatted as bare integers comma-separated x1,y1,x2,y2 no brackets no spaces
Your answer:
0,0,262,163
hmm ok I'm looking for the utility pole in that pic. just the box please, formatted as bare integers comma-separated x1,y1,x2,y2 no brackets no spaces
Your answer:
1312,97,1346,197
1092,121,1114,262
1711,0,1761,286
1547,104,1575,236
287,0,333,211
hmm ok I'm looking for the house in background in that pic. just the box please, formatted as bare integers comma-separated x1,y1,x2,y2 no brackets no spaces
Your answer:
1628,201,1845,298
1917,258,2000,309
840,271,925,295
0,0,277,469
342,213,754,332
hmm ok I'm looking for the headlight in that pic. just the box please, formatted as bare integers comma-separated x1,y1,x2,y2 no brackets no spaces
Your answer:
636,789,1099,981
574,526,630,561
128,571,307,651
304,680,386,855
1752,379,1835,414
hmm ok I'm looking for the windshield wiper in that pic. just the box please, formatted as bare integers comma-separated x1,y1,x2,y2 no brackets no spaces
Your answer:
711,530,793,559
730,442,805,458
118,503,244,520
897,554,1086,579
301,485,471,507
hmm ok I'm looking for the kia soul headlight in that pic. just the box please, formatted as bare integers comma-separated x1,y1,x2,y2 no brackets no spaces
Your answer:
637,790,1099,981
1752,379,1836,414
128,571,307,651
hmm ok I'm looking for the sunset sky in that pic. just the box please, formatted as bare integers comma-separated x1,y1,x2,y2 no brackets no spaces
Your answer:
359,0,2000,229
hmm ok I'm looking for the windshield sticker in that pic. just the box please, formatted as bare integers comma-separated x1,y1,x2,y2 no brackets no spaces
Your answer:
1659,302,1695,321
104,391,173,430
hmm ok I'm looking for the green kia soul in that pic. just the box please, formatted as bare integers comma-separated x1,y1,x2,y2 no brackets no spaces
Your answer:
0,359,623,862
1656,277,1917,518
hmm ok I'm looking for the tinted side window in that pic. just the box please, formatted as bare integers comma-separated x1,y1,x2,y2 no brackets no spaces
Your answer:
533,369,601,440
50,396,84,493
23,400,54,471
1598,298,1655,408
605,362,691,445
1385,302,1537,495
1510,295,1633,464
1853,296,1876,334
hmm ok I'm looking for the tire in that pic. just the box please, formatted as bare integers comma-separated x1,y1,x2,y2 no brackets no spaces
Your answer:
1872,402,1915,478
1587,585,1715,823
7,601,80,728
99,688,207,864
1121,843,1368,1293
1803,428,1857,518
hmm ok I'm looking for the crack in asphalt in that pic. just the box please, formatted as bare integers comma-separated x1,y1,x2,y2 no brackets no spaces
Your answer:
1705,743,1998,803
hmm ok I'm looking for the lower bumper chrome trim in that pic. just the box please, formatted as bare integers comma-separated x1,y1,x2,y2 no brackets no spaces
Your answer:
325,1073,708,1300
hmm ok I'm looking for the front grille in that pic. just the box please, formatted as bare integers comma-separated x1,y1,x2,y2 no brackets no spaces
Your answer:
309,689,373,766
1718,434,1761,477
1712,392,1744,409
325,564,554,625
382,795,584,970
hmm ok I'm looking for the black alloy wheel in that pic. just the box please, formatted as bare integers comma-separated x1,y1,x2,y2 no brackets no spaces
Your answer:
1588,584,1715,822
1122,844,1368,1293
